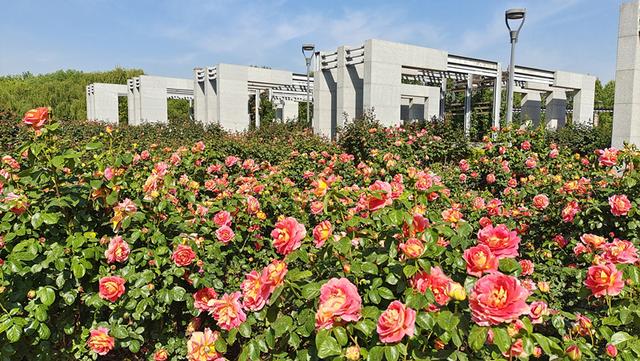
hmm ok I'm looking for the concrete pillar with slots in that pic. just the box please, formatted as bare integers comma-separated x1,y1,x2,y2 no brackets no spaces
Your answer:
612,0,640,147
464,75,473,137
313,55,338,139
193,68,207,124
545,90,567,130
520,91,542,126
492,64,502,129
336,46,364,126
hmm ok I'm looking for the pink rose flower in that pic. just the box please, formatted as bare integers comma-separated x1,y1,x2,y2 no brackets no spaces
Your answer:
105,236,130,264
260,259,288,292
87,327,115,356
368,180,393,211
477,224,520,259
213,210,232,226
241,270,270,311
469,272,530,326
602,239,639,264
313,221,333,248
99,276,126,302
315,278,362,329
193,287,218,312
463,244,499,277
532,194,549,210
399,238,425,259
410,267,453,306
209,291,246,330
377,301,416,343
597,148,618,167
187,328,222,361
271,217,306,255
529,300,549,324
215,225,235,245
609,194,631,216
172,244,196,267
585,263,624,298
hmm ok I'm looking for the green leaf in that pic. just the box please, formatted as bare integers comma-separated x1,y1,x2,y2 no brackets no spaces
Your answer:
86,142,104,150
272,315,293,338
385,345,400,361
377,287,395,300
239,322,252,338
51,155,65,169
367,346,384,361
38,323,51,340
71,259,86,279
31,213,43,229
498,258,521,274
37,287,56,306
492,327,511,354
611,331,633,345
532,333,552,355
129,339,141,353
301,282,321,300
333,326,348,346
41,213,59,225
111,325,128,339
7,325,21,343
361,262,378,274
315,330,341,359
468,326,488,351
355,319,376,336
171,286,187,301
415,312,434,331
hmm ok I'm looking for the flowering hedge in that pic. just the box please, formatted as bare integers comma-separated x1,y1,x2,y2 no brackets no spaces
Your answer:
1,109,640,360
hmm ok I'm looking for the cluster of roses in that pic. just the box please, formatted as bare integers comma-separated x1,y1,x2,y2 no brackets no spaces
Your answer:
314,277,416,346
574,233,638,298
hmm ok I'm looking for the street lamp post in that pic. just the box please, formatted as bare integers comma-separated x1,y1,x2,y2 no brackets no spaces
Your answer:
302,44,315,126
505,8,526,125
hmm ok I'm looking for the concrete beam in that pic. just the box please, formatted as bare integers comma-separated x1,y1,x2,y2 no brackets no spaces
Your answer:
86,83,127,123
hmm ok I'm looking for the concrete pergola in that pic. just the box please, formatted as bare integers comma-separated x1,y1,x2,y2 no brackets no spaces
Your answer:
193,64,312,131
313,39,596,140
514,66,596,129
86,83,128,123
127,75,194,125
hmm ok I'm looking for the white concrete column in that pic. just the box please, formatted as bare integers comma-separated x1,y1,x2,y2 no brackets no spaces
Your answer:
573,76,596,126
363,40,403,126
138,76,169,124
464,75,473,137
283,100,298,121
86,86,94,121
127,79,136,125
439,77,447,120
193,69,207,123
312,58,337,139
520,91,542,127
336,46,363,126
132,78,141,125
204,72,218,125
545,90,567,130
613,1,640,147
216,64,250,131
492,64,502,130
425,87,440,120
254,90,260,128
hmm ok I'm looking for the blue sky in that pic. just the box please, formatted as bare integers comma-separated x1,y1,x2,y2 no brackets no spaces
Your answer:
0,0,624,81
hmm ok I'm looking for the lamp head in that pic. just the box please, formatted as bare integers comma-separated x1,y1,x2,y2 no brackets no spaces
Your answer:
302,44,315,58
505,8,526,20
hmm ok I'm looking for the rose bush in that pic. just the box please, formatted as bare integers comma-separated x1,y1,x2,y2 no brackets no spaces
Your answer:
0,110,639,360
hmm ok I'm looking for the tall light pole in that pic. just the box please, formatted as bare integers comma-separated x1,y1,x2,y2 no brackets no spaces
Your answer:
505,8,526,125
302,43,315,126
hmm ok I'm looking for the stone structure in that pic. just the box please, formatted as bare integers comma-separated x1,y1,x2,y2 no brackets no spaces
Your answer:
86,40,595,137
613,1,640,148
193,64,312,131
127,75,194,125
313,39,595,139
86,83,128,123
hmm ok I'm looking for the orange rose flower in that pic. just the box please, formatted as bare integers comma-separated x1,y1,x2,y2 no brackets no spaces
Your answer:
87,327,115,355
99,276,126,302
